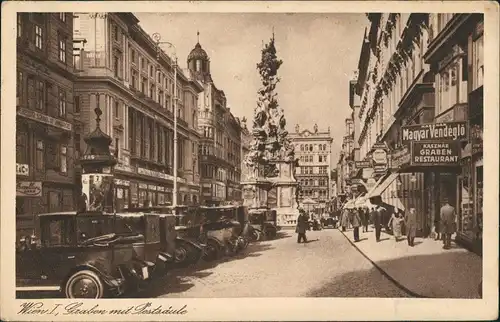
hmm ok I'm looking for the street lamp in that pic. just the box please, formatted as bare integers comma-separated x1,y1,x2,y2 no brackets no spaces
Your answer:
152,32,179,207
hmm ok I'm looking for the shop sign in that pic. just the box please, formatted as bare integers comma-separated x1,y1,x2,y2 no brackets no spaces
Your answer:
113,179,130,187
390,146,411,169
16,181,42,197
137,167,187,183
115,163,135,173
355,161,371,169
401,121,468,143
471,124,483,155
148,185,157,191
138,183,148,189
16,163,29,176
373,164,387,173
372,149,387,164
411,142,461,166
371,142,389,151
157,186,165,192
17,107,72,131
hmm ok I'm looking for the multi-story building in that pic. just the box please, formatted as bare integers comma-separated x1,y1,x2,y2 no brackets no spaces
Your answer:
354,13,483,252
335,115,355,205
291,124,333,214
73,13,204,209
16,13,76,237
187,40,242,205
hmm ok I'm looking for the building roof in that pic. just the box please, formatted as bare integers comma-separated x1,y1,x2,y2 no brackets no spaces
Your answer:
188,42,209,62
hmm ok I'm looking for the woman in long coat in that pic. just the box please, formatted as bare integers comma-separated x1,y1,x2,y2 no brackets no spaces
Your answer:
405,208,417,246
388,208,404,241
341,209,350,232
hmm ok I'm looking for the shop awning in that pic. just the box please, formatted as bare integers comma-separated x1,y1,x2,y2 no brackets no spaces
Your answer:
366,172,400,199
365,173,390,199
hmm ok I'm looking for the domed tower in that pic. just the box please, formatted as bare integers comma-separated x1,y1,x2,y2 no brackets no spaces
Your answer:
187,32,213,83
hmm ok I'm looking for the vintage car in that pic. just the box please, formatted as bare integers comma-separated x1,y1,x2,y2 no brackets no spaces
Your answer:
126,205,203,268
16,211,153,298
114,212,174,276
198,205,237,261
248,208,281,241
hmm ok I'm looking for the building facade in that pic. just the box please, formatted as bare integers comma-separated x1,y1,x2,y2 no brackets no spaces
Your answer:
354,13,483,252
16,13,76,237
73,13,204,209
291,124,333,214
187,40,242,205
335,114,355,207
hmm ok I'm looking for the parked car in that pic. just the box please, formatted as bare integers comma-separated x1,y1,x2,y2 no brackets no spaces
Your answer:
16,211,153,298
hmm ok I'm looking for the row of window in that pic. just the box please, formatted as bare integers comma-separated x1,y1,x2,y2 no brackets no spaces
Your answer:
17,133,68,175
299,190,329,198
16,72,68,117
298,179,328,187
298,143,328,152
297,166,329,175
299,155,329,163
18,14,69,64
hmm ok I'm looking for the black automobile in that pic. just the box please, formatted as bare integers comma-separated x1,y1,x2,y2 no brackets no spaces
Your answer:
16,211,153,298
126,205,205,268
248,208,280,241
114,212,174,276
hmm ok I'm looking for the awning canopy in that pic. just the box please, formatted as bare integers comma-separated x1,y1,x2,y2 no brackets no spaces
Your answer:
365,173,390,199
366,172,399,199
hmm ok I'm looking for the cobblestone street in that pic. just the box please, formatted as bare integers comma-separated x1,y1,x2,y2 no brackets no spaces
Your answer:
141,229,411,298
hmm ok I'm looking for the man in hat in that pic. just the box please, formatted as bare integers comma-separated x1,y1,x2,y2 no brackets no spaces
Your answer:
440,198,456,249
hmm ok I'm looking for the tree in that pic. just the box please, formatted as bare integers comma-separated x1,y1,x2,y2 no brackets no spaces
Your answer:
244,33,294,177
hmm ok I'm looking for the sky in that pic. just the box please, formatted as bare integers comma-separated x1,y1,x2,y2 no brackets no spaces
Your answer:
135,12,367,163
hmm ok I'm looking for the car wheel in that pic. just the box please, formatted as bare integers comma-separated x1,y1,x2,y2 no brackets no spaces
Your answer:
174,245,189,264
251,230,261,242
65,270,105,299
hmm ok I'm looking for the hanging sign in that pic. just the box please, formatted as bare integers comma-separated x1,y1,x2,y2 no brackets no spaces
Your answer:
372,149,388,164
401,121,468,143
16,181,42,197
471,124,483,155
16,163,29,176
355,161,372,169
411,142,461,166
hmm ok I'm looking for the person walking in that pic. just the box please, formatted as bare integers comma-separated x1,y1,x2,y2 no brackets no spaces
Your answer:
361,207,369,233
341,208,349,232
440,199,456,249
372,204,385,242
405,207,418,246
351,208,362,242
388,208,404,242
296,211,309,244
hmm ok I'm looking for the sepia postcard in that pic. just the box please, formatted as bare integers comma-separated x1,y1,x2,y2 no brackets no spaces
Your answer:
1,1,498,321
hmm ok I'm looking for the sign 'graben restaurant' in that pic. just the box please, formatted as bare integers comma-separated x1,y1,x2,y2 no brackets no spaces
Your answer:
401,121,468,144
411,142,461,166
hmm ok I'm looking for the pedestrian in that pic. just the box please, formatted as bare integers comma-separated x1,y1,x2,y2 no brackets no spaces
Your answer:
296,210,308,244
341,208,349,232
351,208,362,242
372,204,385,242
388,208,404,242
405,207,417,246
361,207,369,233
440,198,456,250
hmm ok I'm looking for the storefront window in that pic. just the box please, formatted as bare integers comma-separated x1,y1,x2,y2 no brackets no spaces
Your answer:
457,175,474,239
139,190,147,207
472,33,484,90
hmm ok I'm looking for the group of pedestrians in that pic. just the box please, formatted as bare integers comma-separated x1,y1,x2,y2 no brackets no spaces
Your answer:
340,202,418,246
338,199,456,249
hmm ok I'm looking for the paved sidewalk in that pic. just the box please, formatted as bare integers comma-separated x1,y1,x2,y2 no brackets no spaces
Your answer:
340,227,482,298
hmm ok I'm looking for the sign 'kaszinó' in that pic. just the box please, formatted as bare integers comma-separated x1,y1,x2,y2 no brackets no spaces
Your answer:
401,122,467,143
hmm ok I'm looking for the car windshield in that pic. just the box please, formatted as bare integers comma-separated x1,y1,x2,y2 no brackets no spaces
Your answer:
41,217,76,247
76,216,115,242
114,216,145,235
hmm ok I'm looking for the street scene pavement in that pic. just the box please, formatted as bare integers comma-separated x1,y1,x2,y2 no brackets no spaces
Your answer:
140,229,411,298
340,227,482,298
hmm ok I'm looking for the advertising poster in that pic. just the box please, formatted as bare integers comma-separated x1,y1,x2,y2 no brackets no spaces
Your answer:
81,174,114,212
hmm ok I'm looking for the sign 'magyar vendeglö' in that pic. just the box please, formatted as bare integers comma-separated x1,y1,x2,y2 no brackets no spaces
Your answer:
401,121,468,143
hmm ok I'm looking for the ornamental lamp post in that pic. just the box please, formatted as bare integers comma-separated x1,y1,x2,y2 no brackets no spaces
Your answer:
152,32,179,208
